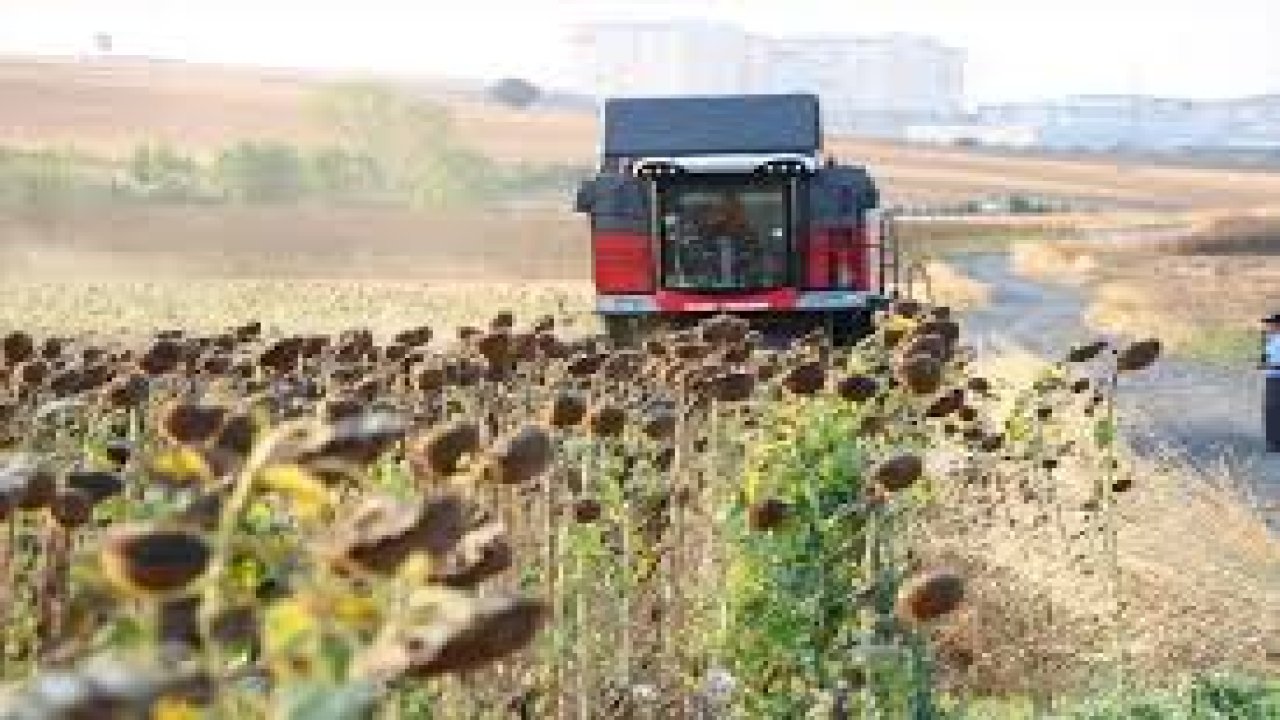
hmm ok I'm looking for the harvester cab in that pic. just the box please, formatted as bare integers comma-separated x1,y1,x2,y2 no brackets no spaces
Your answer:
574,94,901,345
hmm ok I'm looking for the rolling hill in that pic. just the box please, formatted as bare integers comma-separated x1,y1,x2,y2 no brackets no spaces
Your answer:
4,55,1280,210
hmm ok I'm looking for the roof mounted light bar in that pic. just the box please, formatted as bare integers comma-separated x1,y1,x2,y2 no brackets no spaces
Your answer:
632,153,818,179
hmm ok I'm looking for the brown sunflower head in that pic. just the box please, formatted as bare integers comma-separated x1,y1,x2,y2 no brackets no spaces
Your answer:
602,351,644,382
966,376,992,394
1116,338,1161,373
782,361,826,396
587,405,627,438
102,525,212,599
139,340,184,377
14,360,49,390
2,332,36,368
837,374,880,403
566,352,605,378
394,326,434,348
160,403,228,446
871,453,924,492
483,425,555,486
894,354,944,395
895,569,965,624
51,489,94,529
747,497,791,531
541,393,584,430
305,412,408,466
9,458,57,511
641,409,678,441
257,338,305,375
102,439,133,470
1066,340,1109,363
431,521,514,588
925,388,965,419
673,341,712,363
707,370,756,403
700,315,749,346
476,333,512,367
410,421,482,478
213,413,257,460
331,493,468,577
573,497,603,524
365,595,548,680
490,311,516,332
65,470,125,504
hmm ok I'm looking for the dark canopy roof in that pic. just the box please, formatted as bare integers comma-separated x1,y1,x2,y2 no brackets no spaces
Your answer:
603,94,821,159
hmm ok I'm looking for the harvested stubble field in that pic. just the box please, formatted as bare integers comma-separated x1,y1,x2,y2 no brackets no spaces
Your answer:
1013,212,1280,362
0,205,598,337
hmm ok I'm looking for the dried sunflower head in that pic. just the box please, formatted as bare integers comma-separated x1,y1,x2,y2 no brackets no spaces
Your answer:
895,569,964,624
483,425,554,486
782,361,826,396
431,521,514,588
1066,340,1109,363
159,403,228,446
51,489,94,529
641,409,678,441
2,331,36,367
587,405,627,438
410,421,482,478
747,498,791,531
837,374,880,403
304,412,407,466
871,453,924,492
1117,338,1161,372
139,340,185,376
65,470,125,504
358,595,547,681
572,497,603,524
330,493,468,577
546,392,587,430
395,326,434,348
707,370,756,403
894,354,943,395
101,525,212,599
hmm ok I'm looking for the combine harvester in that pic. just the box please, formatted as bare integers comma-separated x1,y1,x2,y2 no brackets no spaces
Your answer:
574,94,904,345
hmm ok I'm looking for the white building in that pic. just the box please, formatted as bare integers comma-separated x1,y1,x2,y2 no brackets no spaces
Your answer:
567,21,752,98
569,22,966,137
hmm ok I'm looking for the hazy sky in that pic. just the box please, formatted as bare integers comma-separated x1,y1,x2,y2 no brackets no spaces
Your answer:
1,0,1277,104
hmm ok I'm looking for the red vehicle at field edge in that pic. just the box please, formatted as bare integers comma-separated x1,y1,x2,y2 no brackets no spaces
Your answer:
574,94,903,345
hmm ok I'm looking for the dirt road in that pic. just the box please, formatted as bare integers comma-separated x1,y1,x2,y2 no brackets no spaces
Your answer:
957,253,1280,507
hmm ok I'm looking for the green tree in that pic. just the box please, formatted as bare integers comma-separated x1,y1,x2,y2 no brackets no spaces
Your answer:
310,82,484,207
214,141,311,203
309,148,384,200
0,149,78,227
127,144,204,201
487,78,542,109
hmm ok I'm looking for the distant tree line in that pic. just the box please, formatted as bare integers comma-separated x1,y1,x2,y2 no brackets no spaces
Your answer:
0,82,585,217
